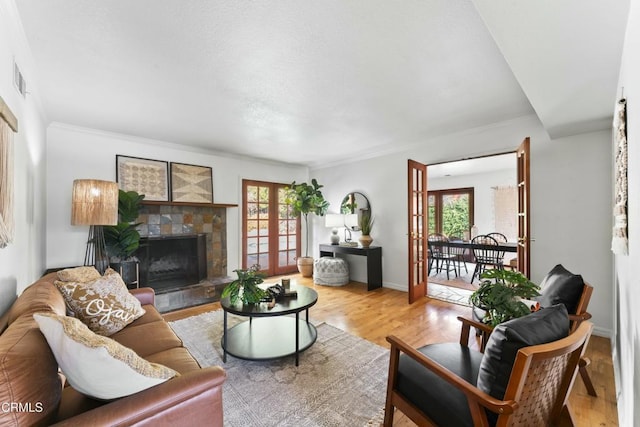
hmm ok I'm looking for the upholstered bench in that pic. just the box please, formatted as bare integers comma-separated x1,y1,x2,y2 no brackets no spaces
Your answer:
314,257,349,286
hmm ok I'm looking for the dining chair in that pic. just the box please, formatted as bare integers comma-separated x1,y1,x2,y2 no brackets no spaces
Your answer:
385,305,593,427
428,233,457,279
486,232,510,268
470,234,504,283
447,235,468,275
486,232,507,242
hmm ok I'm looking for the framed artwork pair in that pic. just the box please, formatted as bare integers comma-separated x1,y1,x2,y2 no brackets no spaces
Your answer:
116,155,214,203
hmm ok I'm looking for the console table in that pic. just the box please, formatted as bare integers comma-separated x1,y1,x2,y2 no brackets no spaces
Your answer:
319,244,382,291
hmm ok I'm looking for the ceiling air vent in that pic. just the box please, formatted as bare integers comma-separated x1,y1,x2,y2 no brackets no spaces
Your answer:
13,61,26,97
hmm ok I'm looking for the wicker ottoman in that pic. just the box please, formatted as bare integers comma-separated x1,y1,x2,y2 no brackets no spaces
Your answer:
313,257,349,286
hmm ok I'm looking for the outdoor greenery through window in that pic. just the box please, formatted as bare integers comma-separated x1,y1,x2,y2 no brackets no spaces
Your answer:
243,180,300,276
428,188,474,238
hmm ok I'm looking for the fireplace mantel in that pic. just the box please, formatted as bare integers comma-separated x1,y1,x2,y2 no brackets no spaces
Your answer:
142,201,237,208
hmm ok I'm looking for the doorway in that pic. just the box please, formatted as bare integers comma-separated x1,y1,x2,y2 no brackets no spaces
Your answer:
427,153,517,292
407,138,531,304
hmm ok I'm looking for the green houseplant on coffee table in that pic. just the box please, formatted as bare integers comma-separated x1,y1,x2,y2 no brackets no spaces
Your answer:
221,265,268,305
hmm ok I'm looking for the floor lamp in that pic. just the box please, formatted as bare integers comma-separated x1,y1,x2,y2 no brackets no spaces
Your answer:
71,179,119,274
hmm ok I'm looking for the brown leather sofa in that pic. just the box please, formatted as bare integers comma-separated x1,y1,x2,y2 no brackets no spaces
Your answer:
0,272,226,426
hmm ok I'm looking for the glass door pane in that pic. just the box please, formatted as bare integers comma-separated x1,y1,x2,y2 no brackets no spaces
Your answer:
243,180,300,276
277,186,298,272
245,184,270,270
441,193,469,237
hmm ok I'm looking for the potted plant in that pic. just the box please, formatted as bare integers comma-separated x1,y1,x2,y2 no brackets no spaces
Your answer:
284,179,330,277
221,265,268,305
469,268,541,327
104,190,145,286
358,210,374,248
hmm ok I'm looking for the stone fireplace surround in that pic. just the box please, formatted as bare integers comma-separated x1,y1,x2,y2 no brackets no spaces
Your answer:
135,203,232,312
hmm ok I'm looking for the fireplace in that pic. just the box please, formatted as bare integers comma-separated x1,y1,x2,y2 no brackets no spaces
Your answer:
136,234,207,293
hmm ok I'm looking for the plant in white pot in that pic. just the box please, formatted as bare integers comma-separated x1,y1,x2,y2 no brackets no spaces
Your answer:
284,179,330,277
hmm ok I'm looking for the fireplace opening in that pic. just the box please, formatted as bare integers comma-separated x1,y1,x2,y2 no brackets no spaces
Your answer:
136,234,207,293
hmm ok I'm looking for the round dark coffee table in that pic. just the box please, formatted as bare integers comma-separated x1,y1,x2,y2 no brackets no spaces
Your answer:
220,284,318,366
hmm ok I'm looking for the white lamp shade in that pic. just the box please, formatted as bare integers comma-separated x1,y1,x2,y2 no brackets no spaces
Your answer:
325,214,344,228
344,214,359,228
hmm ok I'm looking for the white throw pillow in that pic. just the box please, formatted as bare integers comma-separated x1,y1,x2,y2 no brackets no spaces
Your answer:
34,312,177,400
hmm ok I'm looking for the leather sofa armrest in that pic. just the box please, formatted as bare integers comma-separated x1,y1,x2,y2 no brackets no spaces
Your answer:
52,366,226,427
129,287,155,306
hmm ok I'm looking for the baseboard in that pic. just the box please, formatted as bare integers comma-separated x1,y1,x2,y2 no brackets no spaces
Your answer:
382,282,406,292
592,325,614,339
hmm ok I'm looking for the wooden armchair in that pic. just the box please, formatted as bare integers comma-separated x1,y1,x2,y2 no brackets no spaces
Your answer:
464,281,596,396
385,315,593,426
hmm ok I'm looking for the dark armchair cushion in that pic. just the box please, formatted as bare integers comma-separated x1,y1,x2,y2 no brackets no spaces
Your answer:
397,343,484,427
536,264,585,314
477,304,570,401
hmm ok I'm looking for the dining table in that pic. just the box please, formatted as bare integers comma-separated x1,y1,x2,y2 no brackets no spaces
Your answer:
428,239,518,253
428,239,518,282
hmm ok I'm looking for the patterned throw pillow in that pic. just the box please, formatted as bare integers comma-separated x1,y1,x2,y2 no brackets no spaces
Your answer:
33,312,177,400
55,268,145,336
56,266,102,283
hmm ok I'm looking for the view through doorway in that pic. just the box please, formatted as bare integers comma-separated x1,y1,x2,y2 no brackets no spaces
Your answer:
426,152,517,305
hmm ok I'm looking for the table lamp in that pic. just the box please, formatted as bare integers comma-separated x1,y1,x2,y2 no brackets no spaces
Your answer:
325,214,344,245
71,179,119,274
344,214,359,243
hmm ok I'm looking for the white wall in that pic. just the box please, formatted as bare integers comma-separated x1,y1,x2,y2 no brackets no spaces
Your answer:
613,0,639,424
429,168,516,238
529,130,613,333
0,0,48,314
45,123,308,276
311,114,614,337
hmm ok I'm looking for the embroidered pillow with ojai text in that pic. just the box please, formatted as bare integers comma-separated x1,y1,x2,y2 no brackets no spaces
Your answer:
55,268,145,336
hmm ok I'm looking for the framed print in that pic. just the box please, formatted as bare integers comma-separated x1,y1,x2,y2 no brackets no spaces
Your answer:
170,162,213,203
116,155,169,201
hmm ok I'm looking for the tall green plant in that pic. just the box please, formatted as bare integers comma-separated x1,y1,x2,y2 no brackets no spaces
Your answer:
284,179,330,257
104,190,145,260
359,210,374,235
469,269,541,327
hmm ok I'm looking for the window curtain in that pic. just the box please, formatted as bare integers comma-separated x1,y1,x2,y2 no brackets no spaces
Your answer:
492,185,517,241
0,97,17,248
612,97,628,255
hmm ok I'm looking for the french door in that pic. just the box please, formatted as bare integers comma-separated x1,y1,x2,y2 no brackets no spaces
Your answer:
407,159,427,303
242,180,300,276
516,137,531,278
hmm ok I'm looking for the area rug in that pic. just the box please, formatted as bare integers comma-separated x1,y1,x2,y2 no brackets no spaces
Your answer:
168,310,388,426
427,282,473,307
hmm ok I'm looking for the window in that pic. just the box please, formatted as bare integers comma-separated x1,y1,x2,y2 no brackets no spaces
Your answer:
243,180,300,276
0,97,17,248
427,188,474,238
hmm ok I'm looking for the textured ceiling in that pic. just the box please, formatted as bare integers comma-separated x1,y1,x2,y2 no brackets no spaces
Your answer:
14,0,629,166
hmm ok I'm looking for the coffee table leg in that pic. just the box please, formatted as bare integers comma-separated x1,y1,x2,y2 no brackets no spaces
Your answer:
295,311,300,366
223,310,227,363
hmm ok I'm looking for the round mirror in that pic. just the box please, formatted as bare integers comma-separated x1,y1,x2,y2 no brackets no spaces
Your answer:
340,192,371,230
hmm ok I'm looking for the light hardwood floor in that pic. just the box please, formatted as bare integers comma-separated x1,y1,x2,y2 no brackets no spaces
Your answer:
163,275,619,427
